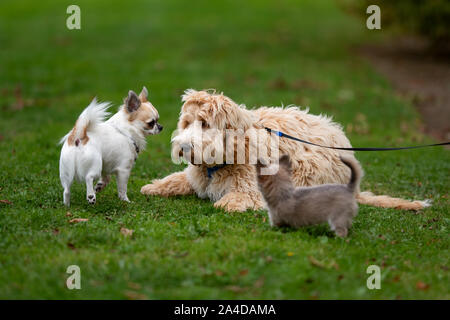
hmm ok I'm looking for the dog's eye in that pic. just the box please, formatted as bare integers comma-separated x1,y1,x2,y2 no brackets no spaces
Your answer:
148,120,155,127
201,121,208,129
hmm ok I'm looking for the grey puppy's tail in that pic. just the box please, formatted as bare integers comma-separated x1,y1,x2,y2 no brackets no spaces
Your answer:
340,156,363,194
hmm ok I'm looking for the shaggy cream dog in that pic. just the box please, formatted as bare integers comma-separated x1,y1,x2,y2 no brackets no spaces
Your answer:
141,89,430,212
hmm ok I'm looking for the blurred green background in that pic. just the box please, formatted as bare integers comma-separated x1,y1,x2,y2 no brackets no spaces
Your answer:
0,0,448,299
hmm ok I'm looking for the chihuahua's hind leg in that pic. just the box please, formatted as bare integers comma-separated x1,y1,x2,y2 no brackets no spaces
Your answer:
95,175,110,193
60,165,74,207
116,169,131,202
85,172,98,205
62,181,72,207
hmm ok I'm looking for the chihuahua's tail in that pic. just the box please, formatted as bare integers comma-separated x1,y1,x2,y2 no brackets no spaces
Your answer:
60,98,111,146
340,156,363,195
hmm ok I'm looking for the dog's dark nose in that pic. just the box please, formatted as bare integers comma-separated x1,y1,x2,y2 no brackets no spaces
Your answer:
158,124,163,131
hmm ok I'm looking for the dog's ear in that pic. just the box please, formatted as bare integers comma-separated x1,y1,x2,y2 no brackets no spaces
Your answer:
139,86,148,102
279,154,292,170
126,90,141,112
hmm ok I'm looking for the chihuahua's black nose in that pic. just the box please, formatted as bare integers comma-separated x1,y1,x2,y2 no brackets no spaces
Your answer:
158,124,163,131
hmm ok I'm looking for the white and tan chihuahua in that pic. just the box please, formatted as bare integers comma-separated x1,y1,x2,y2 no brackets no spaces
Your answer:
59,87,162,206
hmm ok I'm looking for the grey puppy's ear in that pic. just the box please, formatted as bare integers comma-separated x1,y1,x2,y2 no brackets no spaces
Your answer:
126,90,141,112
139,86,148,102
278,154,292,170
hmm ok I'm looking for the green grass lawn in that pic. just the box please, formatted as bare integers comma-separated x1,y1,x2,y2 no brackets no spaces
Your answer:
0,0,448,299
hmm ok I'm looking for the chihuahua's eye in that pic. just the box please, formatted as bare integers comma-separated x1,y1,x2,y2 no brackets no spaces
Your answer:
147,120,155,127
201,121,208,129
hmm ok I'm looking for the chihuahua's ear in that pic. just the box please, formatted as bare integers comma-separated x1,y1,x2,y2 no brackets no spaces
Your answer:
139,86,148,102
279,154,292,170
126,90,141,112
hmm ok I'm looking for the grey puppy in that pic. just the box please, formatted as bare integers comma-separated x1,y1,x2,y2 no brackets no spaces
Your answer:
256,154,363,237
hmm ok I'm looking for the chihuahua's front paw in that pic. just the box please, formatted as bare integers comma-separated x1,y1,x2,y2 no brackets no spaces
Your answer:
119,194,130,202
87,194,96,205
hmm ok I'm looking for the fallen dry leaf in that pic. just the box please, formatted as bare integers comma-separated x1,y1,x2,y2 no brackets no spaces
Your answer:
291,79,326,90
215,270,224,276
120,227,134,237
13,85,24,110
269,77,289,90
254,277,265,288
124,290,147,300
67,242,76,250
309,291,320,300
69,218,88,223
239,269,249,276
416,281,430,291
66,212,72,217
127,282,141,290
308,256,326,269
225,285,247,293
0,199,12,204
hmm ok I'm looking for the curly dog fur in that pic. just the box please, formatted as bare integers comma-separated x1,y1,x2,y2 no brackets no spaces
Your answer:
141,89,431,212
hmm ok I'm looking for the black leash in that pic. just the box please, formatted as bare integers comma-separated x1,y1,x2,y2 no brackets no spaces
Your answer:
265,127,450,151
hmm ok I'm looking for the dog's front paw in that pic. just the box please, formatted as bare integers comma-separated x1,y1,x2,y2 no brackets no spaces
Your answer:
141,180,174,197
140,182,160,195
214,192,257,212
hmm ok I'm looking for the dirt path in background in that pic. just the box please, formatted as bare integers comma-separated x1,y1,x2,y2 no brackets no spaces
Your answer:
359,37,450,141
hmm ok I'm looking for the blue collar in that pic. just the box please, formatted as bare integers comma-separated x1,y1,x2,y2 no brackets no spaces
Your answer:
207,164,227,178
